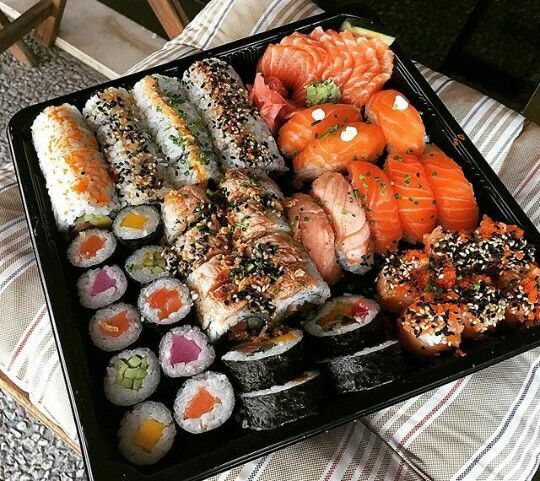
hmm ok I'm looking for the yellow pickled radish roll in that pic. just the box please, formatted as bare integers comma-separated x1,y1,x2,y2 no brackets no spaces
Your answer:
112,205,162,247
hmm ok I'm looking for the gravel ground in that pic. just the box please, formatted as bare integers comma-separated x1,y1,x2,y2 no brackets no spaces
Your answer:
0,37,105,481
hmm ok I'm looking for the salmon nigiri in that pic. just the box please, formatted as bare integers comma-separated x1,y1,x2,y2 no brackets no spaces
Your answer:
311,172,373,274
278,103,360,157
384,153,437,244
293,121,385,181
285,193,342,285
421,144,479,231
348,161,403,253
365,89,426,156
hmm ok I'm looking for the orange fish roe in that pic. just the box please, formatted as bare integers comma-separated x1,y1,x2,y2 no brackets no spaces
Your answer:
148,288,182,320
78,234,105,259
184,387,219,419
98,311,131,338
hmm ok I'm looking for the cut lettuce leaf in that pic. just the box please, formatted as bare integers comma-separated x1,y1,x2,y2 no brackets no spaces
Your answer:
340,21,395,46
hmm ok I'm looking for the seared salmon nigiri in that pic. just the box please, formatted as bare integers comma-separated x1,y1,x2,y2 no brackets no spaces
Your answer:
348,161,403,253
365,89,426,156
285,193,342,285
384,152,437,244
311,172,373,274
421,144,479,231
278,103,360,157
293,121,385,181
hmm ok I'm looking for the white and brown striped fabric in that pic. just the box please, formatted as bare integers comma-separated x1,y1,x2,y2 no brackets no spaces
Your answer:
1,0,539,479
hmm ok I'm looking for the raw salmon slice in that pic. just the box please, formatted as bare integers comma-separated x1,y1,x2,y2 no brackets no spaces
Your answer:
293,121,385,181
421,144,479,231
365,89,426,156
384,152,437,244
311,172,373,274
285,193,342,285
278,103,360,157
348,161,403,253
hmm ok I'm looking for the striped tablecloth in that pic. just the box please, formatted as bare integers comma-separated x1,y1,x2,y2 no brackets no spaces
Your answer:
1,0,540,479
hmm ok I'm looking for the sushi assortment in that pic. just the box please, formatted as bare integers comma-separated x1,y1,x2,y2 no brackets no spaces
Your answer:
29,22,539,468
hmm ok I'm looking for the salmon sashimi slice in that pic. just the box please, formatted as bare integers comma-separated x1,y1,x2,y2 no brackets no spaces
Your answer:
348,161,403,253
285,193,342,285
278,103,360,157
365,89,426,156
421,144,479,231
293,121,385,181
311,172,373,274
384,152,437,244
257,28,394,108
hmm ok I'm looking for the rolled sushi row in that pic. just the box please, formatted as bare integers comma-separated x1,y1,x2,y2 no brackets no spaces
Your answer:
304,295,405,394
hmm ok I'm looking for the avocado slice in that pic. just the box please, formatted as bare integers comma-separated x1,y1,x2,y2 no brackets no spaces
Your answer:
340,21,395,46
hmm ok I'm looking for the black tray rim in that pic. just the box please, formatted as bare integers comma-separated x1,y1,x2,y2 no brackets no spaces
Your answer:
7,5,540,481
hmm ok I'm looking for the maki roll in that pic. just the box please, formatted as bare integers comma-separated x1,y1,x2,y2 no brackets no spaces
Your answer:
159,326,215,377
162,186,213,243
238,371,321,431
218,169,283,208
89,303,142,351
67,229,116,268
319,340,403,394
222,327,304,391
112,205,162,247
104,347,160,406
132,74,220,186
173,371,235,434
499,264,540,329
138,278,192,325
77,265,127,309
376,249,429,313
398,299,464,357
183,58,286,173
125,246,169,284
303,295,386,358
118,401,176,465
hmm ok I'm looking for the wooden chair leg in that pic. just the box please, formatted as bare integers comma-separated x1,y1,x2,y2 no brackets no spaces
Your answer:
34,0,66,47
147,0,189,40
0,9,37,66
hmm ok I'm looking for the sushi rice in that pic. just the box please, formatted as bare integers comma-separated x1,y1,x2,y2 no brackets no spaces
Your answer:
104,347,160,406
31,104,118,230
67,228,117,268
133,74,220,186
173,371,235,434
118,401,176,465
77,265,127,309
89,303,142,351
159,325,215,377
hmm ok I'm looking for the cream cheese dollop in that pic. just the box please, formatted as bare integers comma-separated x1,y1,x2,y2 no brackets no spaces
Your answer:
311,108,326,121
340,126,358,142
392,94,409,111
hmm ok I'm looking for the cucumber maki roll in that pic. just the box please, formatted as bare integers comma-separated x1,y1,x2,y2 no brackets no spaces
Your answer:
159,326,215,377
173,371,235,434
222,327,304,391
238,370,321,431
138,278,193,325
319,340,404,394
112,205,162,248
89,303,142,351
118,401,176,465
125,246,169,284
67,229,117,268
104,347,160,406
303,295,386,358
77,265,127,309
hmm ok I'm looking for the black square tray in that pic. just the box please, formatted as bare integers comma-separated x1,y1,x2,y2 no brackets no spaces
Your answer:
7,5,540,481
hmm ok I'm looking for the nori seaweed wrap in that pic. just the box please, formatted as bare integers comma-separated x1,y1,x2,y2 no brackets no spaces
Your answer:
238,370,321,430
319,340,404,394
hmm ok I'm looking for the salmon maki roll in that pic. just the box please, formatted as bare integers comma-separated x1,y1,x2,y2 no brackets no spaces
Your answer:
376,249,428,313
348,161,403,253
285,193,342,285
384,153,437,244
499,264,540,329
421,144,479,231
278,103,360,157
293,121,385,181
398,299,463,357
365,89,426,156
311,172,373,274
